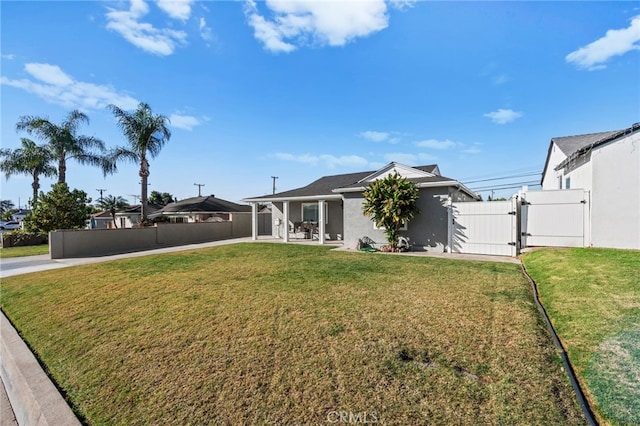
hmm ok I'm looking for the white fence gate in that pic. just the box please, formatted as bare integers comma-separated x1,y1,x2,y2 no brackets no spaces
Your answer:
450,198,519,257
520,189,590,248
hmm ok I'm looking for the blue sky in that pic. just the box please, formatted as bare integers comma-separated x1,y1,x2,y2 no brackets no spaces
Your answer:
2,1,639,207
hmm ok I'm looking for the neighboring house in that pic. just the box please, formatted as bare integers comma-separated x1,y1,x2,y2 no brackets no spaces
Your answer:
149,195,251,223
11,209,31,222
88,211,114,229
114,203,162,228
540,122,640,249
244,162,479,251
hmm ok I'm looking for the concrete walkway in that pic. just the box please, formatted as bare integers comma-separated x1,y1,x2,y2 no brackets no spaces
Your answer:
0,237,519,424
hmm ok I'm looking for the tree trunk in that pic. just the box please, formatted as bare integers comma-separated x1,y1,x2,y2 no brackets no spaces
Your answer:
31,173,40,207
58,156,66,183
111,209,118,228
139,157,150,224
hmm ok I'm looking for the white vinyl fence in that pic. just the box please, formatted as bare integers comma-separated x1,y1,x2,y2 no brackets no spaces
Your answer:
449,189,591,257
450,198,519,257
520,189,590,248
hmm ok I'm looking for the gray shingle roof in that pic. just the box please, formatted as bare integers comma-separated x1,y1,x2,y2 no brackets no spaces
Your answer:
246,164,440,200
159,196,251,213
335,175,456,191
552,130,620,156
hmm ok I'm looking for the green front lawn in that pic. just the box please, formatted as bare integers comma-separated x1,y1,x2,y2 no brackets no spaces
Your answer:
523,248,640,426
2,243,583,425
0,243,49,258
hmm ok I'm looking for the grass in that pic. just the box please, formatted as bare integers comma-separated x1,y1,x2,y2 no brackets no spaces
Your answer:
0,244,49,258
523,248,640,426
1,243,584,425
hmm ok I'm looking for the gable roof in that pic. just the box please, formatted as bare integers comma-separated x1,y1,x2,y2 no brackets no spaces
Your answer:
158,195,251,214
541,123,640,184
244,163,477,202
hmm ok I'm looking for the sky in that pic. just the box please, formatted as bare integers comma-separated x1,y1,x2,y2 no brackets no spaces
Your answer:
1,0,639,207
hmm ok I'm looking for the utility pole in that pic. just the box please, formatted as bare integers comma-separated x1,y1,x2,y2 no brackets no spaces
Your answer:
129,194,140,204
194,183,205,197
96,189,107,203
271,176,278,195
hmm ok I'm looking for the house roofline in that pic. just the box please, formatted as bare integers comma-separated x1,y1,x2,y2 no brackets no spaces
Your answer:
541,122,640,184
334,180,480,200
554,122,640,171
243,194,343,203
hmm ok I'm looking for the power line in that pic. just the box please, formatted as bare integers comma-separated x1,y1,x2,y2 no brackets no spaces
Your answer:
458,165,542,182
470,180,541,191
463,172,540,185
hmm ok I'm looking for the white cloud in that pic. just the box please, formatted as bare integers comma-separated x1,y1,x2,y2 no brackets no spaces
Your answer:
157,0,195,21
483,108,523,125
414,139,458,150
106,0,188,56
492,74,510,85
199,17,213,42
273,153,369,168
462,145,482,154
359,130,389,142
2,54,16,60
383,152,437,165
169,114,202,131
566,15,640,71
24,63,74,86
359,130,401,144
244,0,389,53
1,63,139,110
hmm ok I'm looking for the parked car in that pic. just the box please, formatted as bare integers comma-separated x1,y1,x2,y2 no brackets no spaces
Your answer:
0,221,21,230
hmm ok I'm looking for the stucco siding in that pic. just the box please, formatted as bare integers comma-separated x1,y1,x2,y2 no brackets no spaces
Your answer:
563,154,593,191
343,188,450,251
542,143,568,190
590,132,640,249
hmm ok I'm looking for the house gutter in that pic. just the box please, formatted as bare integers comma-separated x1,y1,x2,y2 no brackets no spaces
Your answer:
243,194,342,203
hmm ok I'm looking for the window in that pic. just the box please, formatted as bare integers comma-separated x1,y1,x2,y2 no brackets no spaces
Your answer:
301,203,328,224
119,217,126,228
565,177,571,189
558,176,563,189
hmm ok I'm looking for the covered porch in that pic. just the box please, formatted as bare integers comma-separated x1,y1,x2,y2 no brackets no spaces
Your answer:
246,196,344,245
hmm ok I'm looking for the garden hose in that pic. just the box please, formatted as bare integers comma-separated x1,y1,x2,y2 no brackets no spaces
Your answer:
520,262,598,426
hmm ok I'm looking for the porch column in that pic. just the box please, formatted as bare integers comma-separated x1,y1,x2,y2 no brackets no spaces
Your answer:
251,202,258,241
446,196,453,253
318,200,326,244
283,201,290,242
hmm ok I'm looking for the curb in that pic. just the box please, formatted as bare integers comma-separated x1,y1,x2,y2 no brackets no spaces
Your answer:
1,311,81,426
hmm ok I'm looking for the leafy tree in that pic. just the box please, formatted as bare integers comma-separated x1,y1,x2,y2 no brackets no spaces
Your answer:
97,195,129,228
1,200,15,221
1,199,15,214
24,183,91,232
362,173,420,251
107,102,171,224
0,138,57,205
16,110,112,183
149,191,176,206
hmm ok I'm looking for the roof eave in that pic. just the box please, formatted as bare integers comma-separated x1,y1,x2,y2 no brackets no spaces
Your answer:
243,194,343,203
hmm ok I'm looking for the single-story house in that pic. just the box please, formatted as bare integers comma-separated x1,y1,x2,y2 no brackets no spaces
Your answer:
114,203,162,228
540,122,639,249
244,162,479,251
149,195,251,223
87,211,114,229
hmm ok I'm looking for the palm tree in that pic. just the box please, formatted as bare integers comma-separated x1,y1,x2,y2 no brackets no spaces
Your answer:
16,109,112,183
97,195,129,228
107,102,171,224
0,138,57,206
